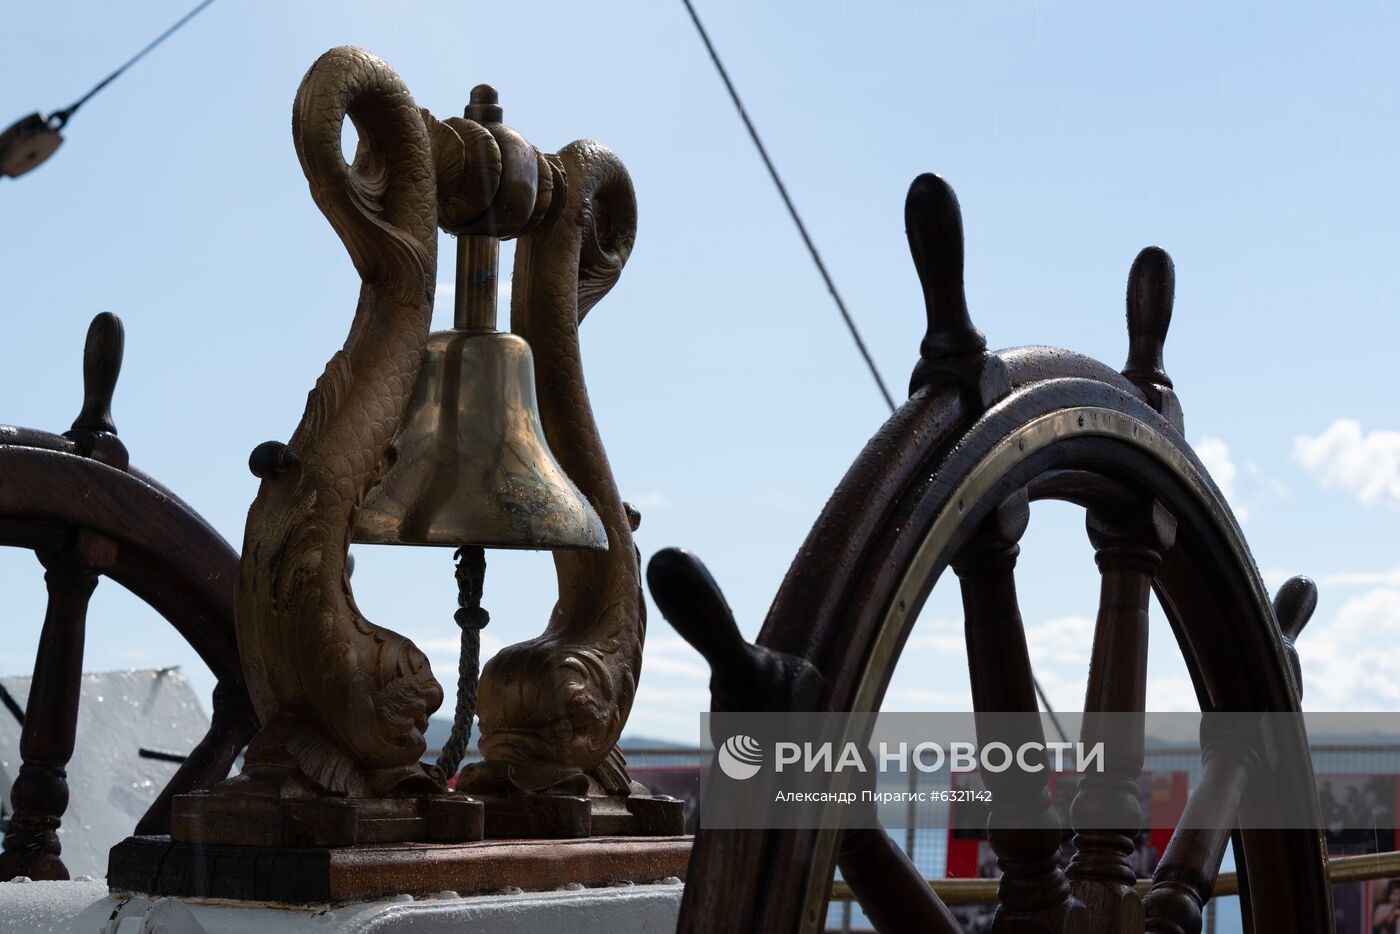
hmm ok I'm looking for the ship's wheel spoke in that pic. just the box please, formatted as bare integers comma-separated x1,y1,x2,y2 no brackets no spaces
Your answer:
837,827,962,934
1141,719,1260,934
953,490,1085,933
1066,501,1176,932
0,530,114,881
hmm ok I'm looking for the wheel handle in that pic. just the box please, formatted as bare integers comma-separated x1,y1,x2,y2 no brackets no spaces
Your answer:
1272,575,1316,701
647,548,822,711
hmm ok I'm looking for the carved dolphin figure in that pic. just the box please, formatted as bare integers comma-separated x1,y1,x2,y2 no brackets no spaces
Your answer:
233,46,444,798
463,141,644,795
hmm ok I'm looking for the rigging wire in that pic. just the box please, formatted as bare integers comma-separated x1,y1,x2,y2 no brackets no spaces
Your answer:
48,0,219,130
679,0,1071,744
1033,675,1072,747
678,0,897,413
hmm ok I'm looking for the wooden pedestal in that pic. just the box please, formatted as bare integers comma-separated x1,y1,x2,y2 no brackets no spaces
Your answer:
171,791,484,847
107,834,693,904
478,793,685,839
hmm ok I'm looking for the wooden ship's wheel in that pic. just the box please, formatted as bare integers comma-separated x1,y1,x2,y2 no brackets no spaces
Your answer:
647,174,1330,933
0,313,255,882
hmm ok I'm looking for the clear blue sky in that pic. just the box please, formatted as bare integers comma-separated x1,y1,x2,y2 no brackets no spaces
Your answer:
3,1,1399,744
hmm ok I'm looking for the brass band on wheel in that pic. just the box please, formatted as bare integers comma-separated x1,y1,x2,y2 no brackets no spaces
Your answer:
855,405,1266,712
795,403,1323,934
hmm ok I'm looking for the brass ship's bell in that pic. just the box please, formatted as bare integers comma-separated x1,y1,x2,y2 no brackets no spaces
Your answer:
353,235,607,551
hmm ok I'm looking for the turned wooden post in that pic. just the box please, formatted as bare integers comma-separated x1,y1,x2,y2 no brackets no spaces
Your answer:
0,529,116,880
953,491,1086,934
1143,719,1265,934
1067,503,1175,933
0,313,127,881
837,828,963,934
1142,576,1313,933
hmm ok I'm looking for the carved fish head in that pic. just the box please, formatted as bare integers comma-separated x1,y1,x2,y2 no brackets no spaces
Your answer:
475,639,633,768
373,663,442,757
324,637,443,785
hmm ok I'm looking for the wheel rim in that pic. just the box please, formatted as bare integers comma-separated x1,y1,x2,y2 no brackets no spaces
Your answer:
776,378,1329,933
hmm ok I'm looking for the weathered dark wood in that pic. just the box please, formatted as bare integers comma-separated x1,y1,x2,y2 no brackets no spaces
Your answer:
1123,247,1175,391
1028,469,1141,515
171,791,483,847
905,174,984,364
1001,346,1151,402
0,529,115,880
0,445,252,835
1067,505,1174,933
1120,247,1184,430
464,790,684,840
1143,720,1263,934
135,680,258,836
108,834,693,903
0,445,238,680
664,375,1332,934
904,173,1011,405
659,383,967,934
1273,575,1317,702
64,311,128,468
0,314,251,866
954,492,1085,934
836,828,961,934
646,548,823,713
654,175,1332,934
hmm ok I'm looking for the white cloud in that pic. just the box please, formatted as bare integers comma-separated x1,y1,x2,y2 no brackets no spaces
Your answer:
1319,567,1400,588
1024,615,1095,668
1137,676,1200,713
1299,586,1400,709
1294,419,1400,509
1196,437,1237,501
638,637,712,681
1244,462,1290,500
885,687,974,708
1195,436,1247,521
628,490,669,511
901,629,966,654
642,655,710,680
886,616,1100,715
630,636,714,741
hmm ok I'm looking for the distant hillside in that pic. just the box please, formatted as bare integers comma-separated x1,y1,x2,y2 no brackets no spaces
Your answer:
423,717,701,754
619,735,696,750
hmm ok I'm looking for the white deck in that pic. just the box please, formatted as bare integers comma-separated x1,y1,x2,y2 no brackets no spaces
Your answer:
0,877,683,934
0,669,211,880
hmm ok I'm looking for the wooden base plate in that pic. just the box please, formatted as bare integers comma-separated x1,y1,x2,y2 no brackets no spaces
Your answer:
107,834,693,904
478,793,686,839
171,792,484,847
